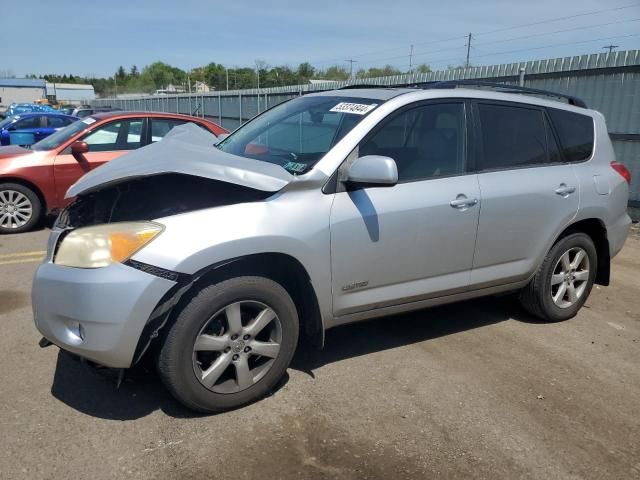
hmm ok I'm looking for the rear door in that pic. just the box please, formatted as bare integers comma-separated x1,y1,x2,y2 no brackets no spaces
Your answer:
53,118,144,204
469,101,579,289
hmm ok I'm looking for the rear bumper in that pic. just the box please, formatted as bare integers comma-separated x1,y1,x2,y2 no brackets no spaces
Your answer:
32,261,175,368
607,213,631,259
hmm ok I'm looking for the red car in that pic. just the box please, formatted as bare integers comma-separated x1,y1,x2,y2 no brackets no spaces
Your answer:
0,112,227,233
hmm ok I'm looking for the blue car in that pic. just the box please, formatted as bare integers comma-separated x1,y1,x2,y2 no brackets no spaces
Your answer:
0,112,79,146
3,103,60,118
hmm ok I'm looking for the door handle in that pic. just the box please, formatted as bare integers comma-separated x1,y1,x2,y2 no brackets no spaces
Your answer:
555,183,576,197
450,195,478,210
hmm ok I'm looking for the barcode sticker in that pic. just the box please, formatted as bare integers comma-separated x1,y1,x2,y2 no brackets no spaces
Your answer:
329,102,378,115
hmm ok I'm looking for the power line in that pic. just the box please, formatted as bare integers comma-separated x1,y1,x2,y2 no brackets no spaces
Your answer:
308,2,640,68
344,17,640,69
423,33,640,69
474,1,640,37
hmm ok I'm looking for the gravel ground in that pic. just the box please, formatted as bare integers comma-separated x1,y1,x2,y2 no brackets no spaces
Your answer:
0,228,638,479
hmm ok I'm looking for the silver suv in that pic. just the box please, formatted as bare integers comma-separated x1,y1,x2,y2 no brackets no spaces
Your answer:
33,82,631,412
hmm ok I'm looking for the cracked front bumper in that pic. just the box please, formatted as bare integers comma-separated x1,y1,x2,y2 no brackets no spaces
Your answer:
32,260,175,368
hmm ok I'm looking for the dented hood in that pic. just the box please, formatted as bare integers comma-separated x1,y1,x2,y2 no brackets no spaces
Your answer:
66,123,294,198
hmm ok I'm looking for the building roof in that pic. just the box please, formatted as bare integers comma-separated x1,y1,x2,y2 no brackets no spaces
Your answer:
0,78,46,88
45,82,94,91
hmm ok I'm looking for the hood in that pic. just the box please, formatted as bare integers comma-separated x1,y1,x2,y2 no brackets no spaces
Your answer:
0,145,34,160
66,123,294,198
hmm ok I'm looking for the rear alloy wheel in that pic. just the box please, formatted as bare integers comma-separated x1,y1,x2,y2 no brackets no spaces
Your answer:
0,183,42,234
520,232,597,322
549,247,590,309
158,276,299,413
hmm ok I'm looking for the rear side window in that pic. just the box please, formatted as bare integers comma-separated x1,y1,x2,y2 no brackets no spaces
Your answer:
47,116,74,128
150,118,187,142
547,108,594,162
477,103,548,170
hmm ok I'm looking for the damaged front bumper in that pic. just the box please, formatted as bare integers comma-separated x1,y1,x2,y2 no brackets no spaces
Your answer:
32,259,176,368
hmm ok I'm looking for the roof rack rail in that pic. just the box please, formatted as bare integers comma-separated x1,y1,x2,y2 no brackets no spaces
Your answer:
424,80,588,108
337,84,398,90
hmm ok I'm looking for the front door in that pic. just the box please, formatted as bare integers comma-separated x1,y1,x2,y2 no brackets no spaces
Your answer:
330,101,481,317
53,118,144,205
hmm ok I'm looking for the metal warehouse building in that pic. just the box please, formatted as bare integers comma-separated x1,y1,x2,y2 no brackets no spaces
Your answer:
95,50,640,204
0,78,46,113
46,82,96,104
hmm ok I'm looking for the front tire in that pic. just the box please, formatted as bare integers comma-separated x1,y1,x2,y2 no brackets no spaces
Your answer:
157,276,299,413
0,183,42,234
520,232,597,322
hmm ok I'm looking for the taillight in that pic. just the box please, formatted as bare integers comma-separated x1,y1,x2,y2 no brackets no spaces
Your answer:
611,161,631,184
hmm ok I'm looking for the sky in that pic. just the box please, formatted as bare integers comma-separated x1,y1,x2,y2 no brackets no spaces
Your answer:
1,0,639,77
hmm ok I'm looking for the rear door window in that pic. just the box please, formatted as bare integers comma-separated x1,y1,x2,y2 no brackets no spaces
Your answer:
547,108,594,162
476,103,549,171
150,118,187,142
46,116,74,129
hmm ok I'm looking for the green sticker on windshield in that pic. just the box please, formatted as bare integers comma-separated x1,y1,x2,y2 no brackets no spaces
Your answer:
284,161,307,173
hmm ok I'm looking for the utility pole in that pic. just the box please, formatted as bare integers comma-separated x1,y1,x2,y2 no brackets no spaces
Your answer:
409,44,414,75
345,59,357,81
465,33,472,68
602,44,619,54
226,68,229,91
114,73,117,98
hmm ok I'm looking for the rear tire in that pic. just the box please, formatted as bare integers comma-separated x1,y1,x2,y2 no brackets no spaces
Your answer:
0,183,42,234
157,276,299,413
520,232,597,322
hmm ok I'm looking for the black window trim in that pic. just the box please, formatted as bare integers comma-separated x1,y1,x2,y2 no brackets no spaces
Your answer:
470,99,560,174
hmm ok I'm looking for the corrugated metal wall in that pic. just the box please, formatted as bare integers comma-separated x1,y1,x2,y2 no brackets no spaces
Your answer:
94,50,640,202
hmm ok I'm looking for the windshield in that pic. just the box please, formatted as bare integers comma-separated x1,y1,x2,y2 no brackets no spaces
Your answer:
0,117,14,129
217,95,382,174
32,118,93,151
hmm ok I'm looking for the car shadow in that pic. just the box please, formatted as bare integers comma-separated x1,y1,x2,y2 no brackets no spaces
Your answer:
49,295,534,420
291,295,532,375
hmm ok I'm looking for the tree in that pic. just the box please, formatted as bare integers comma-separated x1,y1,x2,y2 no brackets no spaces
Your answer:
297,62,315,81
130,65,139,77
415,64,432,74
140,61,186,90
116,66,126,79
314,65,349,81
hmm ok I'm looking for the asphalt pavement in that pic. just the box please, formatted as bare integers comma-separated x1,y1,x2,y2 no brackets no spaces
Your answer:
1,226,639,479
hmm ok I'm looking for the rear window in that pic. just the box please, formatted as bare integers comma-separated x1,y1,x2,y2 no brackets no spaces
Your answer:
547,108,594,162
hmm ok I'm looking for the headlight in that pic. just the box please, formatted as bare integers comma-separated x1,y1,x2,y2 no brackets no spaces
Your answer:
54,221,164,268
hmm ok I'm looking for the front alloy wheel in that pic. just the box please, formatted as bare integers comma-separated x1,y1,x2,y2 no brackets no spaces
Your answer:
192,301,282,393
0,183,42,234
158,276,299,413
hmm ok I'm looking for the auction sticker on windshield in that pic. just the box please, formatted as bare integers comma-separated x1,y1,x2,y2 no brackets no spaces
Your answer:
329,102,378,115
82,117,97,125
